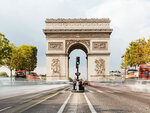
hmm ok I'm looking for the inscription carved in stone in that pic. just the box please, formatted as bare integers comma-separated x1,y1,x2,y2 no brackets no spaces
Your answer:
48,42,63,50
45,23,110,29
95,58,105,75
93,42,107,50
51,59,60,74
66,40,90,49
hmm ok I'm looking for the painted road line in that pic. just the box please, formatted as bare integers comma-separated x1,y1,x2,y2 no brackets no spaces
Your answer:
0,106,12,112
0,93,25,100
57,93,72,113
65,93,78,113
88,90,94,93
5,87,70,113
84,93,97,113
97,90,104,93
19,99,33,104
106,91,114,93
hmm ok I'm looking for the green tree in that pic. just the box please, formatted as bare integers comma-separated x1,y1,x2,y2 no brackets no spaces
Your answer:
135,38,147,66
127,39,146,68
18,45,37,72
0,33,38,79
10,49,24,71
122,38,149,70
145,38,150,63
121,54,129,75
0,72,9,77
69,77,73,82
0,33,17,80
3,44,17,80
0,32,10,65
11,45,37,72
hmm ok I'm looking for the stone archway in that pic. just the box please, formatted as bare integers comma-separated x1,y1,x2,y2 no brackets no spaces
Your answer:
67,42,88,81
43,18,112,81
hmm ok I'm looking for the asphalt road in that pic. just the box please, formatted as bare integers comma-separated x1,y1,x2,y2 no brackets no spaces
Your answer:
1,85,150,113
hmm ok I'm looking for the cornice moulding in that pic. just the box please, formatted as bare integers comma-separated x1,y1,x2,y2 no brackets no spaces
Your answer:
45,18,110,23
43,29,113,34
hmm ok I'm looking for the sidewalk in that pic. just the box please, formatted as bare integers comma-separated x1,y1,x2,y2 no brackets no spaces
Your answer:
0,84,69,100
88,80,150,93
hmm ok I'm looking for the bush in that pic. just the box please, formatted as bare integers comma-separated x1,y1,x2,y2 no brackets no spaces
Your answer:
0,72,9,77
69,77,73,82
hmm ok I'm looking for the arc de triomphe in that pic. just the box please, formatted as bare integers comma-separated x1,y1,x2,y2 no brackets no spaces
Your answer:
43,18,112,81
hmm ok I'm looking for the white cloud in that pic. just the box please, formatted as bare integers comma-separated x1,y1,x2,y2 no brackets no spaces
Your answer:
86,0,150,70
86,0,150,39
0,0,90,74
1,0,150,74
34,66,46,75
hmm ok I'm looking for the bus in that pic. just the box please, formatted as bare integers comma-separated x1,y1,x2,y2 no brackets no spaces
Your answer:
125,69,138,79
15,70,38,80
139,64,150,80
125,64,150,80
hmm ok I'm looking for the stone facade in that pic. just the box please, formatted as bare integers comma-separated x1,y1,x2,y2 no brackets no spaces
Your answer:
48,42,63,50
43,18,112,81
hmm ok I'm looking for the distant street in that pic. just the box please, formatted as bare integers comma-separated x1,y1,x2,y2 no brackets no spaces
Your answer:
0,84,150,113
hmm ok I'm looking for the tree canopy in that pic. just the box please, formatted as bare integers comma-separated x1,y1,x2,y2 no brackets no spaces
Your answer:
12,45,37,71
0,32,11,65
0,32,38,76
121,38,150,70
0,72,9,77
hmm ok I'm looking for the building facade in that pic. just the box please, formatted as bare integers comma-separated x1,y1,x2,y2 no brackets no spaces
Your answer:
43,18,112,81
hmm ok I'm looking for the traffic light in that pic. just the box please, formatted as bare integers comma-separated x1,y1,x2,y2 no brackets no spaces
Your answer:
76,57,80,65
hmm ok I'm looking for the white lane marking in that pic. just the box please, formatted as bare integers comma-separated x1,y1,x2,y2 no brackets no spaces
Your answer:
88,90,94,93
57,93,72,113
0,106,12,112
19,99,33,104
75,93,78,112
66,93,78,112
84,93,97,113
106,91,114,93
97,90,104,93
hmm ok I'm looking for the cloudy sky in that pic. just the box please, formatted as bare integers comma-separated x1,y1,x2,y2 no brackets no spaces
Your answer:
0,0,150,79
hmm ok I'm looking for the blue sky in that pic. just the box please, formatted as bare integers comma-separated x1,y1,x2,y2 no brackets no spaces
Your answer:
0,0,150,78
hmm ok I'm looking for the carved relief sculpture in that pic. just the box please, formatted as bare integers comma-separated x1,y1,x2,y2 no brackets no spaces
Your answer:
66,40,90,50
95,58,105,75
48,42,63,50
66,40,75,48
43,18,112,81
93,42,107,50
51,59,60,74
80,40,90,48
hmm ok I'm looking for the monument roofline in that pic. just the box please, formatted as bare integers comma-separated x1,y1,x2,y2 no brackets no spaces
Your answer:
45,18,110,23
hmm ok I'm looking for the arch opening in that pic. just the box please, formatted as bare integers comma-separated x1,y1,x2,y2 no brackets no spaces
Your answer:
67,43,88,55
68,43,88,81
